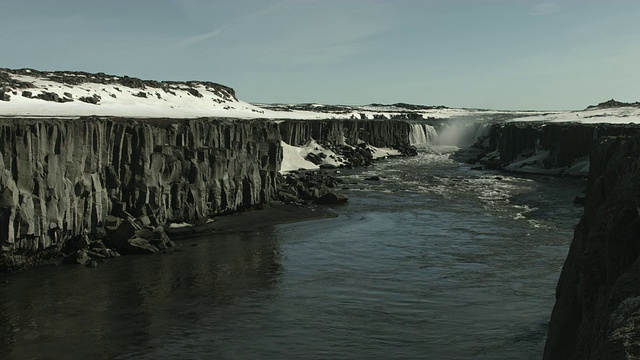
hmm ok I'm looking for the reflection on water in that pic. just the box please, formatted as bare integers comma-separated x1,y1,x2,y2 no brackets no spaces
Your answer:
0,146,584,360
0,230,283,359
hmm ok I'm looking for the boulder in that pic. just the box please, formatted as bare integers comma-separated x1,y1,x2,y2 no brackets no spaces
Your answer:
64,235,91,253
123,237,158,255
36,91,62,103
305,153,324,165
79,94,101,104
63,250,91,265
108,217,142,250
315,192,348,205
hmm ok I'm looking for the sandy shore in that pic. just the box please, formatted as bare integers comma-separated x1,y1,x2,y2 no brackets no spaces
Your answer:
164,202,339,240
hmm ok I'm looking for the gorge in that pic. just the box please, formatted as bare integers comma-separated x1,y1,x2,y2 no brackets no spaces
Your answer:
2,68,640,358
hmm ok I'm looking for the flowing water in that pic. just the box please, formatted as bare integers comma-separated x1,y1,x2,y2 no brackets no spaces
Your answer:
0,145,585,360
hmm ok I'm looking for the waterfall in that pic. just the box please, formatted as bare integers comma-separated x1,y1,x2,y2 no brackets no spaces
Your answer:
411,122,492,148
410,124,438,145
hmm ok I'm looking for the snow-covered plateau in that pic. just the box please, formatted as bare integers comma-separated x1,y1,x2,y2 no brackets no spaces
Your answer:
1,68,639,124
0,68,490,120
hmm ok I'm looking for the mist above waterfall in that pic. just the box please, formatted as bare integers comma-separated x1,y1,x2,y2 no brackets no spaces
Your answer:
410,121,491,148
436,122,491,147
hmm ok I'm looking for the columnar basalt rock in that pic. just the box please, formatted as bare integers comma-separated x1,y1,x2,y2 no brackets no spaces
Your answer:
0,117,415,271
480,122,640,171
278,119,413,148
545,135,640,359
0,117,282,269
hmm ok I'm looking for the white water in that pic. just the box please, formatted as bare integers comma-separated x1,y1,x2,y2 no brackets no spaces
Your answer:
409,123,438,145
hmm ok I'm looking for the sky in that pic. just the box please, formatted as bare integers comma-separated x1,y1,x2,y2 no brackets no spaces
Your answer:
1,0,639,110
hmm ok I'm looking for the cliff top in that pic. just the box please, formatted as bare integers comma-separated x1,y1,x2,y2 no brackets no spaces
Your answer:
0,67,523,120
507,99,640,125
586,99,640,110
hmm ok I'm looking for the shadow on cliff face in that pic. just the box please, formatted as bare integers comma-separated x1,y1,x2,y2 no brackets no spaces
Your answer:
544,135,640,360
0,227,283,359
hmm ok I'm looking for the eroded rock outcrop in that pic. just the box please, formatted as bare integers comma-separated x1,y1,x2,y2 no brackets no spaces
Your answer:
0,117,282,271
279,119,413,150
545,135,640,359
468,122,640,175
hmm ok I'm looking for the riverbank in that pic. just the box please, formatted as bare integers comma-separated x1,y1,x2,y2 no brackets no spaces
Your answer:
165,202,338,239
0,201,338,274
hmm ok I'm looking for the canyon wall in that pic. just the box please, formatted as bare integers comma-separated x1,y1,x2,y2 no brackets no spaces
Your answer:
487,122,640,169
0,117,413,271
279,119,412,147
544,135,640,359
0,117,282,264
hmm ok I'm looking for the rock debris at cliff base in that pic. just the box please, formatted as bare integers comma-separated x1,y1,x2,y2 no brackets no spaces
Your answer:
0,116,416,272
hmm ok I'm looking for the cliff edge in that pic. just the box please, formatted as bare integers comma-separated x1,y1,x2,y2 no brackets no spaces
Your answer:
0,117,282,271
545,135,640,359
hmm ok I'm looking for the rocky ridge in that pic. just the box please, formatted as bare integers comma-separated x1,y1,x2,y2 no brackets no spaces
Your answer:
0,68,237,102
586,99,640,110
0,67,489,120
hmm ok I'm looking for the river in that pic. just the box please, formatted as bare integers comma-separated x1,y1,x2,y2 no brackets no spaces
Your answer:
0,145,585,359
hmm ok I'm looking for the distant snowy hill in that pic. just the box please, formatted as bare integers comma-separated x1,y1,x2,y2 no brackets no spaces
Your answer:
0,68,513,120
508,99,640,124
1,68,637,123
0,68,308,119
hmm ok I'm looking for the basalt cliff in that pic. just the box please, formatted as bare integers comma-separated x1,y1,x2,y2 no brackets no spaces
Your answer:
0,115,413,271
544,134,640,359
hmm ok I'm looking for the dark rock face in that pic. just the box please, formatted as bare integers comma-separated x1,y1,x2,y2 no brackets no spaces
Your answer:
277,171,344,205
279,119,416,167
315,192,348,205
279,119,412,149
0,117,413,271
472,122,640,171
545,135,640,359
0,117,282,270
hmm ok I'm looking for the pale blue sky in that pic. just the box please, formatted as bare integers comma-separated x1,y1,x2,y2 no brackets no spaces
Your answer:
1,0,639,110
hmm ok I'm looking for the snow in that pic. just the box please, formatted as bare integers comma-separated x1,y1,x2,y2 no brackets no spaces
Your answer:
503,150,589,177
4,70,637,127
168,222,192,228
280,141,323,172
279,139,401,173
0,71,523,120
504,150,560,175
369,146,401,159
0,73,341,119
508,107,640,124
